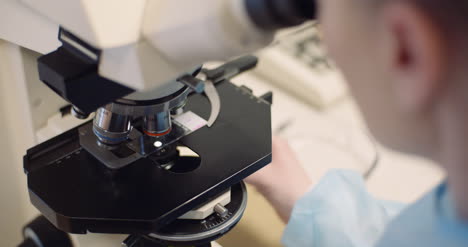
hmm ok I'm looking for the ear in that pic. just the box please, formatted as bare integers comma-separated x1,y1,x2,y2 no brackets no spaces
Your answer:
382,2,448,112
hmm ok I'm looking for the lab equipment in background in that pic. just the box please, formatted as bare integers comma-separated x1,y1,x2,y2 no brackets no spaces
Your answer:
255,23,348,108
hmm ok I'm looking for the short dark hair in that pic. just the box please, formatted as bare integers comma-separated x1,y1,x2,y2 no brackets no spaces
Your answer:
416,1,468,37
374,1,468,51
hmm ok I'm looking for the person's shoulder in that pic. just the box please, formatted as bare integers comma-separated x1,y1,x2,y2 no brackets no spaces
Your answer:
375,183,468,247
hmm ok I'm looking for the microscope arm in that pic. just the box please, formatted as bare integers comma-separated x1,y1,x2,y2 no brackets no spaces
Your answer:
1,0,314,89
0,0,315,115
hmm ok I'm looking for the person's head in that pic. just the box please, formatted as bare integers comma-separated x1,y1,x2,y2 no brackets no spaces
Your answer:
318,0,468,159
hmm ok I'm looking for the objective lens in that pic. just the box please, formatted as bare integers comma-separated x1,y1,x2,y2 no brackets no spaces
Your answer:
93,107,132,145
143,111,172,137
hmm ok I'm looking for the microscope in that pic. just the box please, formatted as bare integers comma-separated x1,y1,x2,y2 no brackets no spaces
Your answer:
2,0,316,246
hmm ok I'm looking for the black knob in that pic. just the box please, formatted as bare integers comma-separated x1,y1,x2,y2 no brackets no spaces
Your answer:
18,216,73,247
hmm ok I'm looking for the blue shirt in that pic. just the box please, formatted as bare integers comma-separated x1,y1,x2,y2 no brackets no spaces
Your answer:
282,170,468,247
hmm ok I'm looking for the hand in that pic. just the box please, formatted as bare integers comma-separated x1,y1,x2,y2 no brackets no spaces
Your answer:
246,136,312,223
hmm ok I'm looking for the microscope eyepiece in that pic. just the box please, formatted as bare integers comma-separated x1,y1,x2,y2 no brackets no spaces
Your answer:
245,0,317,31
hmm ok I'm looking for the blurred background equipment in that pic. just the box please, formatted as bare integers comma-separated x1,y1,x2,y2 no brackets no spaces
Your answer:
254,23,348,108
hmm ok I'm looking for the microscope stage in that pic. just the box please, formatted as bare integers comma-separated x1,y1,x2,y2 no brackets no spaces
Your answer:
23,81,272,234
